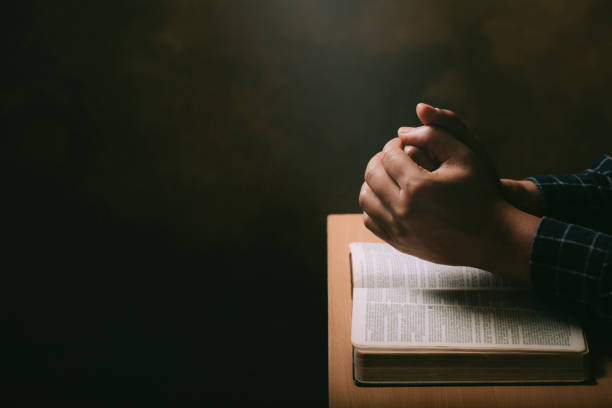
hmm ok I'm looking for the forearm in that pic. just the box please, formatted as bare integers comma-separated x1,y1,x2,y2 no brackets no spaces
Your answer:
481,205,612,324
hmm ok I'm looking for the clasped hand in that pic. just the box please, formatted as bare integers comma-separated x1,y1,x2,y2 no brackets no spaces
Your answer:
359,104,540,285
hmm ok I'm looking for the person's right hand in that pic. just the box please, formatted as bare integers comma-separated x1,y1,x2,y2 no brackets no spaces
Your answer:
360,125,541,286
410,103,541,215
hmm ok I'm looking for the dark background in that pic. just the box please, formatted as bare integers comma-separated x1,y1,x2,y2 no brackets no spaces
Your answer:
4,1,612,406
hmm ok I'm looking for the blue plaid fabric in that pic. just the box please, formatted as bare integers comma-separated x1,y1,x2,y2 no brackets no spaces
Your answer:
526,155,612,322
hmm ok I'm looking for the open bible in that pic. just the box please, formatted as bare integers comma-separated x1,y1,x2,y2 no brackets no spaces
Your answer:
350,242,589,385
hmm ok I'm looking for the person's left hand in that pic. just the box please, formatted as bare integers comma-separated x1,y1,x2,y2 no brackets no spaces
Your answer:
411,103,542,216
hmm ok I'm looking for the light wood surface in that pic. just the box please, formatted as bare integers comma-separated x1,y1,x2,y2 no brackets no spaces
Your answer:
327,214,612,408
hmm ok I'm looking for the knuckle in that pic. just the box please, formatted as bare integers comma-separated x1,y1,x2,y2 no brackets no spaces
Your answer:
382,138,399,153
358,188,367,209
359,182,368,195
365,153,381,177
364,167,373,184
381,149,399,169
364,166,373,183
365,155,382,182
363,213,375,231
373,151,383,164
403,145,421,161
382,140,392,153
394,203,410,219
396,174,411,191
395,182,424,218
366,154,376,168
403,145,417,155
394,193,412,218
379,150,390,166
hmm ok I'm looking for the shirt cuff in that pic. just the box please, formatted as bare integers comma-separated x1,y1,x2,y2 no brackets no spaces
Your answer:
530,217,611,317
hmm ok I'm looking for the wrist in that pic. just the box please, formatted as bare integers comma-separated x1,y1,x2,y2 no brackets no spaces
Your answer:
500,179,541,215
481,201,541,287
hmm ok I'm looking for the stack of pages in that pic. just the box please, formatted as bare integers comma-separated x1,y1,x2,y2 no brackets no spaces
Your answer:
349,243,589,385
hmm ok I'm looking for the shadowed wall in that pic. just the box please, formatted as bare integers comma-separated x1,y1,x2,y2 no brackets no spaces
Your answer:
5,0,612,405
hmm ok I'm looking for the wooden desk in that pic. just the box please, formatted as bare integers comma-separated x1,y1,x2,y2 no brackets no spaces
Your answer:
327,214,612,408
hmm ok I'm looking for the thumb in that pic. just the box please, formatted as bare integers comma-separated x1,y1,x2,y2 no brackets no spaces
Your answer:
415,102,499,178
416,103,474,150
398,126,466,166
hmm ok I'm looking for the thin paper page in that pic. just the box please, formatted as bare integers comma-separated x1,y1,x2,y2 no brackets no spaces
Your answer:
351,288,586,352
364,288,538,309
350,242,513,290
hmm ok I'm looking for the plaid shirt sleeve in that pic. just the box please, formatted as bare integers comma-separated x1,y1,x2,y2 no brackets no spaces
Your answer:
525,155,612,233
527,155,612,321
530,218,612,322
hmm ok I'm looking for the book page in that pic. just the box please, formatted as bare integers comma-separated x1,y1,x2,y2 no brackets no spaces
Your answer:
351,288,586,352
350,242,513,290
